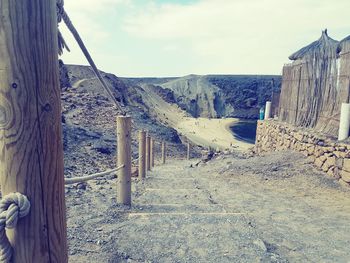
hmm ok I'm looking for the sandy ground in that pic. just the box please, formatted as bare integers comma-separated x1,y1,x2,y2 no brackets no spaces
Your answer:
67,151,350,262
140,85,252,151
177,117,252,151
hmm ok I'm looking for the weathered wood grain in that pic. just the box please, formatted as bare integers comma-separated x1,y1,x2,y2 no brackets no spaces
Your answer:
116,116,132,205
187,142,191,160
0,0,68,262
146,134,151,171
161,141,166,164
138,130,146,179
150,138,155,167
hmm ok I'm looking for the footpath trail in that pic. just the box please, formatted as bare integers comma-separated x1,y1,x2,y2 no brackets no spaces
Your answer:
67,151,350,263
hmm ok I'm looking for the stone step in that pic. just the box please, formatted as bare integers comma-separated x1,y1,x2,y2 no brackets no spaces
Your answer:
129,203,227,214
135,188,211,205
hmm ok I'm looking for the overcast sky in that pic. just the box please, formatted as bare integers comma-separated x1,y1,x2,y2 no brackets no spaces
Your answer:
59,0,350,77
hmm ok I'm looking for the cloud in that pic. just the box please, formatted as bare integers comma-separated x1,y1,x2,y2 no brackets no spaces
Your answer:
60,0,350,76
64,0,130,13
58,0,130,60
121,0,350,74
123,0,349,40
60,0,132,43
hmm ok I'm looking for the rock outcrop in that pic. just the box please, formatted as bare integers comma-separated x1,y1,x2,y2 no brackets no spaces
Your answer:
159,74,281,119
59,60,71,89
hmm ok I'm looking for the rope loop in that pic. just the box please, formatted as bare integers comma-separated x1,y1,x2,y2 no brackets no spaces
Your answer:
0,193,30,263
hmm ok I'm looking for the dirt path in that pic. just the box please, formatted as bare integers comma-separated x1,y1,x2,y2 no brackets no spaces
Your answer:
67,151,350,262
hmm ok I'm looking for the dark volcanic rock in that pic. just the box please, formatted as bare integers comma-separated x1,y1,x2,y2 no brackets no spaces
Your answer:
59,60,71,90
151,85,176,103
157,75,282,119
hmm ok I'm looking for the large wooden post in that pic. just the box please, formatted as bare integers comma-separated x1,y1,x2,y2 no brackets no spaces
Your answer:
146,133,151,171
0,0,68,262
161,141,166,164
187,142,191,160
151,138,155,168
116,116,132,205
138,130,146,178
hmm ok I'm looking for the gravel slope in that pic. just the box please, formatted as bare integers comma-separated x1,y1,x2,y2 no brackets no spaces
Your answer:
67,150,350,262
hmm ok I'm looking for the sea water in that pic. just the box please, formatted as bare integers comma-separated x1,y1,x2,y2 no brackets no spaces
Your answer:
230,119,257,144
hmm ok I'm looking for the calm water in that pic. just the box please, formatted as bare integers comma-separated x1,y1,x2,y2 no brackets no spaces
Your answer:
230,119,257,144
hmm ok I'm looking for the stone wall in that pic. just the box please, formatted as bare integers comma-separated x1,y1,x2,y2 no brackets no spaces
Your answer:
255,120,350,188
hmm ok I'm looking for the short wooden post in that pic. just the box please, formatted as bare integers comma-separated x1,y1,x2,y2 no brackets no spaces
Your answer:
161,141,166,164
146,134,151,171
264,101,272,120
138,130,146,178
151,138,155,167
0,1,68,261
117,116,132,205
338,103,350,140
187,142,191,160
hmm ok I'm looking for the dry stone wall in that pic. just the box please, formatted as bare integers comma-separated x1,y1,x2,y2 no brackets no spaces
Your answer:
255,120,350,188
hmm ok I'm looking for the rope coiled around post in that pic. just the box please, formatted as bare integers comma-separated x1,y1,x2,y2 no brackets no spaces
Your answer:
0,193,30,263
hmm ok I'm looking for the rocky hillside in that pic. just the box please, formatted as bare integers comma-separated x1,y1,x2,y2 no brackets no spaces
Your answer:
63,64,282,120
125,74,281,119
58,63,281,176
59,64,190,178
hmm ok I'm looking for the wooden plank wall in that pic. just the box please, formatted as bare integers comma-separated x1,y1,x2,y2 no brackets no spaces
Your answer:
278,43,350,137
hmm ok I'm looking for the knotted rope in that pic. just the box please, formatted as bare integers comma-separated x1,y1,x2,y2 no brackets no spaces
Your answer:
0,193,30,263
56,0,125,114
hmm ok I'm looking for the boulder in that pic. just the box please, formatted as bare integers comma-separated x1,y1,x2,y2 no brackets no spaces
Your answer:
314,157,325,168
339,178,350,188
340,170,350,183
342,159,350,172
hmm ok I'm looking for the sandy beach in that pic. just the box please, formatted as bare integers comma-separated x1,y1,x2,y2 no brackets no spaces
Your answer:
176,117,253,151
140,84,254,151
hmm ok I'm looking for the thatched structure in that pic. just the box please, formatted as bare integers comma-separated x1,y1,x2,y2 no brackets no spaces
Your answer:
337,35,350,103
278,30,350,136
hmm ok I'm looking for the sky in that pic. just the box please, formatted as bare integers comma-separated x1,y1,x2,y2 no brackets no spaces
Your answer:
59,0,350,77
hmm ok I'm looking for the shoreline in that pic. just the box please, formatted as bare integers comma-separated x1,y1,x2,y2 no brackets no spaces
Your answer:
140,85,254,151
175,117,253,151
227,119,257,145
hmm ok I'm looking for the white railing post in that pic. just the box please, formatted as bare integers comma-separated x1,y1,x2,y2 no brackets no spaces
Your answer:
338,103,350,140
264,101,272,120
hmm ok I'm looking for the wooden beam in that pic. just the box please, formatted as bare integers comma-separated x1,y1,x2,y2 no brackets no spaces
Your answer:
187,142,191,160
138,130,146,178
150,138,155,167
161,141,166,164
116,116,132,205
0,0,68,261
146,134,151,171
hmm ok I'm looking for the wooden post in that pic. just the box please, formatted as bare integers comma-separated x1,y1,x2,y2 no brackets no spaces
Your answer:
116,116,132,205
0,1,68,262
146,134,151,171
187,142,191,160
264,101,272,120
138,130,146,178
161,141,166,164
151,138,155,167
338,103,350,140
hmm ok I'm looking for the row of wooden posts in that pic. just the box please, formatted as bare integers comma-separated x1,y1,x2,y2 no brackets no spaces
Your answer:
0,2,193,260
117,116,191,205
